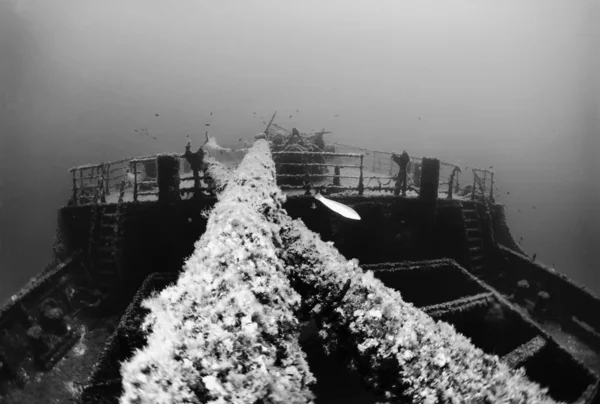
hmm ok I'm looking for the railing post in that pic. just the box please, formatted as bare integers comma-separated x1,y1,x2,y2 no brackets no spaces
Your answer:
489,172,495,202
71,170,78,205
118,179,126,203
333,166,341,186
133,161,138,202
483,171,488,198
358,154,364,196
100,164,106,204
447,166,461,199
105,163,111,196
455,171,460,194
471,170,476,201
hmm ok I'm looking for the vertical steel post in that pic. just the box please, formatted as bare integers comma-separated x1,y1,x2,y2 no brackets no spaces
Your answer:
133,161,138,202
71,170,78,204
483,171,488,198
358,154,364,196
471,170,476,201
105,163,111,195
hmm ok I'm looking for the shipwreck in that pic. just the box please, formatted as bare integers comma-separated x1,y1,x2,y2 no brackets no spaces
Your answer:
1,117,599,404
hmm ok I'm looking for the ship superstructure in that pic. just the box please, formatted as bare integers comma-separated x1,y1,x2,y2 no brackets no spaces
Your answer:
0,121,599,404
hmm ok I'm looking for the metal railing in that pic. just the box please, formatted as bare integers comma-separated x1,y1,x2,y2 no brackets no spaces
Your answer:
272,151,367,195
471,168,495,202
69,155,161,205
68,147,498,204
128,156,159,202
331,143,395,176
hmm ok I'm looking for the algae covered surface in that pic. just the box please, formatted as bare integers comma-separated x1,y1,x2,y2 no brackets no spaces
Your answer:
0,315,118,404
118,140,563,404
120,140,316,404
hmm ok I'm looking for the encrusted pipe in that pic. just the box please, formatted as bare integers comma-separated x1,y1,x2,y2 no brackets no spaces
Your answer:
120,140,315,404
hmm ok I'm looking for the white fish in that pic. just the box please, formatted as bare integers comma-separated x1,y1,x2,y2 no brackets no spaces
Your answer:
314,193,360,220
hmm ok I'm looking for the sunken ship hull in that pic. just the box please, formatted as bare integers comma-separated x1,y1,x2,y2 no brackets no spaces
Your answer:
1,133,599,404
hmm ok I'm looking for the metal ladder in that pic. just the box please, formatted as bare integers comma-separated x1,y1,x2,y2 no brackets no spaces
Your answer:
86,171,125,302
461,201,486,275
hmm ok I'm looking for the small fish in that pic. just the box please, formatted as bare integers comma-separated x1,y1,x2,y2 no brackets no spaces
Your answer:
310,202,316,210
210,112,213,115
489,166,493,169
135,130,138,132
532,206,536,209
152,136,157,139
296,109,299,112
289,115,293,118
205,124,210,127
518,209,521,212
418,117,421,120
239,138,243,142
155,113,159,117
314,193,360,220
507,191,510,195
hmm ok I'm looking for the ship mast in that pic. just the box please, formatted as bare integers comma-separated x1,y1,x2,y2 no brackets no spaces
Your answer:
264,111,277,139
